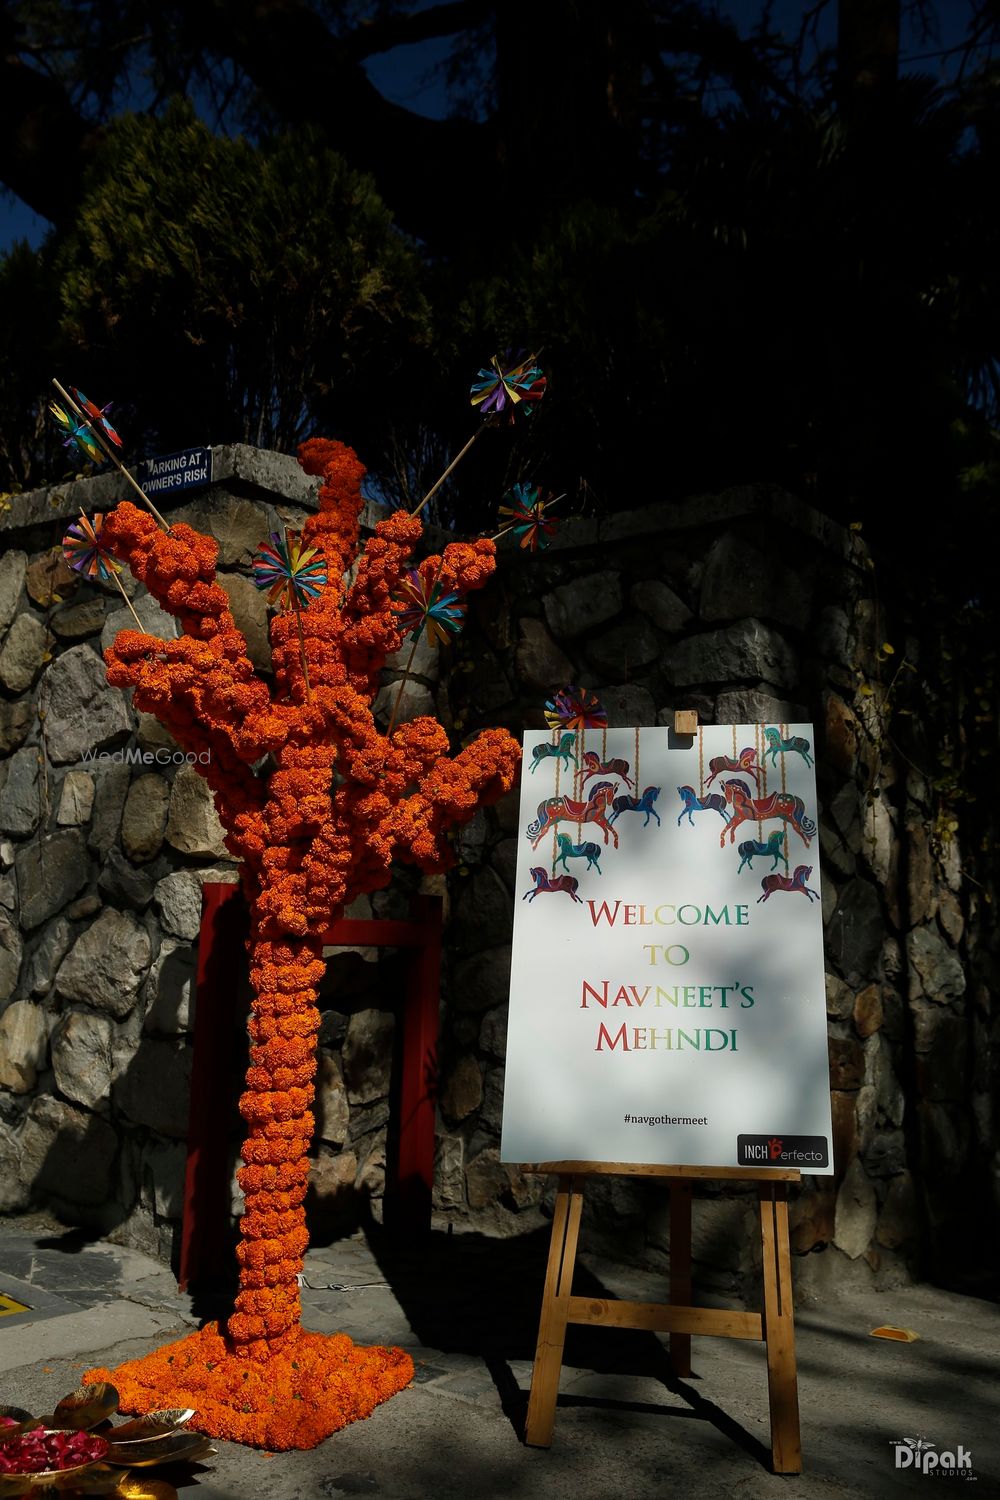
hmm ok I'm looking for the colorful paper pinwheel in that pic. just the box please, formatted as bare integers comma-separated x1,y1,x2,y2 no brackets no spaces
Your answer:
392,570,466,647
497,484,558,551
62,513,123,583
470,351,546,423
71,388,123,449
252,531,328,611
49,402,104,465
544,686,607,733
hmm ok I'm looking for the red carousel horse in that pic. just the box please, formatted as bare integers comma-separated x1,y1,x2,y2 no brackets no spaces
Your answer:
525,780,620,849
720,779,816,848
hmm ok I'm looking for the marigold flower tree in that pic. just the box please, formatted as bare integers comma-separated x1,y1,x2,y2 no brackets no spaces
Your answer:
83,438,521,1449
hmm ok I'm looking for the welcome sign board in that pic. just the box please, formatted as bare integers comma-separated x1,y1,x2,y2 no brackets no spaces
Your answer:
500,725,833,1175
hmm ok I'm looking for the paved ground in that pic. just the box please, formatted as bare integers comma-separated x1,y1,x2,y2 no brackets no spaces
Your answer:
0,1214,996,1499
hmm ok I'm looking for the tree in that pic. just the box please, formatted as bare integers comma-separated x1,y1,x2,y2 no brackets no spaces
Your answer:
85,437,520,1447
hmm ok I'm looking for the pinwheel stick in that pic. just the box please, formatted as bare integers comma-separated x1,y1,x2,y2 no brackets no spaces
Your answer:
52,379,172,534
293,601,313,703
385,633,420,739
410,427,483,519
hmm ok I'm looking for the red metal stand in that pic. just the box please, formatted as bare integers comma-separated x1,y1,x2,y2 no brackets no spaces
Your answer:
179,886,442,1290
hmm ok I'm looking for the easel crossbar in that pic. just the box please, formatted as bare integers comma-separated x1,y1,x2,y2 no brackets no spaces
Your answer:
566,1295,762,1340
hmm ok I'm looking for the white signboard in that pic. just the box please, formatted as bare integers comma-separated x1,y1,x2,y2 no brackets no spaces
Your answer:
500,724,833,1175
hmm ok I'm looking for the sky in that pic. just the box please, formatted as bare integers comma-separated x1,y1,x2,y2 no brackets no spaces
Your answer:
0,1,988,254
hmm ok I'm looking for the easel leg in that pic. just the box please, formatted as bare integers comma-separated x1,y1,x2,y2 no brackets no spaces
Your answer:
668,1180,693,1377
525,1175,584,1447
759,1184,802,1474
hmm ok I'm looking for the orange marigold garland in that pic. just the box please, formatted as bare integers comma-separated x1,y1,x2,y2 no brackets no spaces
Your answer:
83,439,521,1450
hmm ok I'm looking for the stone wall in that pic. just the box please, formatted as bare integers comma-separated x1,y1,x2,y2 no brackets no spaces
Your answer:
0,453,992,1300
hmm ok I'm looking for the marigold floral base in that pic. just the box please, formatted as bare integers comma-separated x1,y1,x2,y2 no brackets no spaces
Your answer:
84,1325,414,1451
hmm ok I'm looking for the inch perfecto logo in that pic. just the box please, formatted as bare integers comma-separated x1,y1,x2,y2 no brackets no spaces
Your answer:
737,1134,830,1167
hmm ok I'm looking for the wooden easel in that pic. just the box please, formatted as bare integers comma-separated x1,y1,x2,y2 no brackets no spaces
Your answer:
523,1162,802,1474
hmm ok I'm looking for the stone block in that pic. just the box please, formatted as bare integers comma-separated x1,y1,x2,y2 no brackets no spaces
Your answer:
56,770,95,826
440,1055,483,1123
51,597,108,640
0,614,48,693
585,614,661,677
0,912,22,1003
906,925,965,1004
100,591,179,656
153,870,204,939
0,699,32,755
829,1089,859,1177
601,684,657,726
822,693,859,776
663,618,798,689
26,548,77,607
56,908,152,1018
433,1133,465,1210
342,1008,394,1105
142,1138,187,1219
97,848,155,909
833,1158,877,1259
88,764,130,857
315,1052,350,1145
824,972,854,1020
217,572,271,672
480,1067,505,1133
165,767,229,858
514,618,574,692
714,688,802,725
789,1188,836,1252
479,1005,508,1059
122,773,170,863
452,866,513,952
372,678,435,727
142,940,197,1034
50,1009,115,1111
825,878,883,987
543,572,622,638
0,746,41,836
853,983,883,1038
114,1040,193,1137
23,1095,118,1206
0,551,27,635
630,579,692,633
875,1171,917,1249
829,1034,865,1090
41,644,134,763
15,830,88,928
700,532,812,630
24,916,72,997
452,947,511,1014
0,1000,48,1091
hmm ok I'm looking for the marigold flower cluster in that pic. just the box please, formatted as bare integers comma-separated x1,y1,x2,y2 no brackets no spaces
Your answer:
88,438,519,1448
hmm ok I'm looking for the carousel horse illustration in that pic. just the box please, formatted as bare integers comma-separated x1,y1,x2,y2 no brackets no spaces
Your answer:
762,727,814,768
580,750,635,789
758,865,820,903
523,867,583,903
720,780,816,848
676,780,753,827
609,786,661,827
525,780,620,849
529,731,579,774
555,834,603,872
704,746,763,789
736,828,790,874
